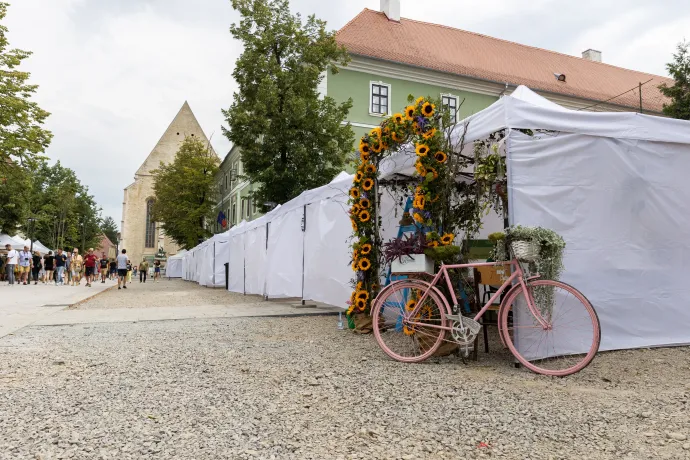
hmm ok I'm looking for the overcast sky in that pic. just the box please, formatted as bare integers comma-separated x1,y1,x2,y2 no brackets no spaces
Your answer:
6,0,689,226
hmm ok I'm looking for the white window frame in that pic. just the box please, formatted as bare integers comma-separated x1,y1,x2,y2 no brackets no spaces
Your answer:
369,81,391,117
440,93,460,124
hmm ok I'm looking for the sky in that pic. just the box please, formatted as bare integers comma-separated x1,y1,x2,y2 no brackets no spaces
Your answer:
5,0,689,227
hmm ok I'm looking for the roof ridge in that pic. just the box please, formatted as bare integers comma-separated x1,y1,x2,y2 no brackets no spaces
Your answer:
358,9,668,80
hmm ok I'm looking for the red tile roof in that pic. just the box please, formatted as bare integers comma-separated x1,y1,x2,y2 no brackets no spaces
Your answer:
336,9,672,113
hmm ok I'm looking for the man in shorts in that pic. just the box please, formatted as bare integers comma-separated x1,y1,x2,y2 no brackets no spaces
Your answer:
83,248,98,287
70,248,83,286
117,249,129,290
100,253,109,283
18,246,32,285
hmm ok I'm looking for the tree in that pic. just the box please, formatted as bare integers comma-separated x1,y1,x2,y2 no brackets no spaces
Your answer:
0,3,52,173
100,216,119,246
223,0,354,209
151,136,219,249
659,41,690,120
0,163,31,234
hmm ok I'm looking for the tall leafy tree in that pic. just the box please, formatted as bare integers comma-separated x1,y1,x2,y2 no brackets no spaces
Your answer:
0,2,52,173
223,0,354,208
100,216,119,245
659,41,690,120
151,136,219,249
0,163,31,234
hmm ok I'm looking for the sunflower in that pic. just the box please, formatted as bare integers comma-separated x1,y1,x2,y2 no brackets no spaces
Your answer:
355,299,367,311
356,290,369,301
362,178,374,191
441,233,455,245
416,305,435,320
415,144,429,157
392,113,404,124
360,198,370,209
350,219,358,232
405,299,417,311
415,96,425,105
352,260,358,271
346,304,355,316
426,167,439,179
413,212,425,224
360,243,372,255
351,203,361,214
405,105,416,120
434,151,448,163
391,131,403,142
415,185,424,196
422,128,437,140
365,164,376,174
350,188,360,199
354,171,363,182
413,195,425,210
360,152,371,162
428,240,439,248
356,281,363,290
415,161,427,177
403,325,415,336
422,102,435,117
358,258,371,271
370,126,382,138
359,210,371,222
359,142,370,155
381,142,389,151
371,142,383,154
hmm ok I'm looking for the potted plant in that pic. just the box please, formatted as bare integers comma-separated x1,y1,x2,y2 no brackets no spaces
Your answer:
383,233,434,274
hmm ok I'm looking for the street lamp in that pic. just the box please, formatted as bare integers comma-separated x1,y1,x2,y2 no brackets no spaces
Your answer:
27,217,36,253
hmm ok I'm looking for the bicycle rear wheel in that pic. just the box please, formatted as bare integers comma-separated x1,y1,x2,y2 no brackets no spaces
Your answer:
499,280,600,376
372,281,447,363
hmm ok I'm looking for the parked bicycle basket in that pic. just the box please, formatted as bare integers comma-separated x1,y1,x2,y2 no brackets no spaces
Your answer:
510,240,539,262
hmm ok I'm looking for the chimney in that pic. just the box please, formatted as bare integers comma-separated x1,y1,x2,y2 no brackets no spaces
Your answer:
380,0,400,22
582,49,602,63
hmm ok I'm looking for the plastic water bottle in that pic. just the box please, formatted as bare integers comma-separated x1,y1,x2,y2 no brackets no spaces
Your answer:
337,312,345,331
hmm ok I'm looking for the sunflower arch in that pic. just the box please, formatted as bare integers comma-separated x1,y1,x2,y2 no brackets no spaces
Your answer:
347,95,457,316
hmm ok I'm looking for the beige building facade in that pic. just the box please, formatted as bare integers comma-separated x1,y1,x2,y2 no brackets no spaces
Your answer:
120,101,216,265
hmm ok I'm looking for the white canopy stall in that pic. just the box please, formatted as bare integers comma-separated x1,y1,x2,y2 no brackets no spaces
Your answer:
166,249,187,278
453,85,690,353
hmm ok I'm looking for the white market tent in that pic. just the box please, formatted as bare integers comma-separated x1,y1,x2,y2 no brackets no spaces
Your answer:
454,85,690,353
0,234,25,249
166,249,188,278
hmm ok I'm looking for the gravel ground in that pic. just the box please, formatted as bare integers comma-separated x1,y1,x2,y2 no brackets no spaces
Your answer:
74,279,265,309
1,316,689,460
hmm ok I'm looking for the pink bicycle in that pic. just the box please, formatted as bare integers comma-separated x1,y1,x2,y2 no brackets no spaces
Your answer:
372,257,601,376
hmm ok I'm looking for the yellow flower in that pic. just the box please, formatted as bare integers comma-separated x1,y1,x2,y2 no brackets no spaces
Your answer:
360,198,370,209
413,212,425,224
360,243,372,255
381,142,389,151
346,304,355,316
359,142,370,155
415,185,424,196
403,325,415,336
362,178,374,191
352,261,358,271
391,131,403,142
371,142,383,153
422,128,437,140
415,144,429,157
392,113,404,124
350,219,358,232
356,281,363,290
415,162,427,177
359,210,371,222
427,167,438,179
369,127,382,138
350,188,360,199
434,151,448,163
415,96,425,105
413,195,425,210
441,233,455,245
360,152,370,162
422,102,435,117
356,299,367,311
405,105,416,120
365,164,376,174
356,290,369,301
354,171,363,182
405,299,417,311
358,258,371,271
351,204,360,215
428,241,439,248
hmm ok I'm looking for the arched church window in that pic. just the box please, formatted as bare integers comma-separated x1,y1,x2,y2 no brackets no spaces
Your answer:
145,198,156,248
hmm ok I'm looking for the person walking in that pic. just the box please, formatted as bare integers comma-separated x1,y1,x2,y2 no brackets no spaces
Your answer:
109,258,117,280
153,260,161,282
70,248,83,286
44,251,55,283
126,261,133,284
117,249,129,290
83,248,98,287
4,244,18,285
99,253,109,283
18,246,32,285
139,258,149,283
31,250,42,285
54,248,67,285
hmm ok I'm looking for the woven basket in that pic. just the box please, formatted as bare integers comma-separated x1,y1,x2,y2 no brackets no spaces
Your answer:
510,240,539,262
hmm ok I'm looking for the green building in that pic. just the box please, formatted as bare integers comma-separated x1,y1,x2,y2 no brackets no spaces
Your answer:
213,145,261,233
214,0,670,229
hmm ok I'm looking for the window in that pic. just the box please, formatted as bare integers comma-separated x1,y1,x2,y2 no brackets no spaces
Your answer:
241,198,246,219
246,197,251,218
252,199,257,214
370,82,390,115
145,199,156,248
224,173,228,188
231,197,237,225
441,94,459,124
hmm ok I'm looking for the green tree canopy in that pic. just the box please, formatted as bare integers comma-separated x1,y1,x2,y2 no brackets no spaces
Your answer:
0,2,52,172
151,136,219,249
659,41,690,120
100,216,119,246
223,0,354,209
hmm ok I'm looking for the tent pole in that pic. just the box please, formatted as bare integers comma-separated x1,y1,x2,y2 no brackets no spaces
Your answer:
301,205,306,305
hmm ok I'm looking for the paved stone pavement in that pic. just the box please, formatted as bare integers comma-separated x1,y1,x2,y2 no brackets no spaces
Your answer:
0,279,115,338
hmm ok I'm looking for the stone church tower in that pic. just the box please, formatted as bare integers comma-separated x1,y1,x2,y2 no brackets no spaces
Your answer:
120,102,217,266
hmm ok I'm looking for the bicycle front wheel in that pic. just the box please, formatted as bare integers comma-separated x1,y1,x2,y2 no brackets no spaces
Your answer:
372,281,447,363
499,280,600,376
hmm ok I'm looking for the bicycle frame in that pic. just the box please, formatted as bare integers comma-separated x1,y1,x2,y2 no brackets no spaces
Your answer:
403,259,549,332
